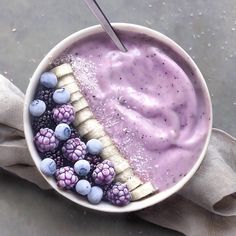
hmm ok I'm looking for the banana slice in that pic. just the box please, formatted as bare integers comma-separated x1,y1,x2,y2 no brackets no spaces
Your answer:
126,175,143,191
57,74,76,88
73,98,89,114
102,153,124,162
100,145,120,159
70,91,84,104
113,159,130,174
100,145,130,173
103,153,129,173
73,108,94,127
98,135,113,148
131,182,156,201
51,63,73,78
63,82,80,95
84,128,106,140
116,168,142,191
78,119,103,137
116,168,133,182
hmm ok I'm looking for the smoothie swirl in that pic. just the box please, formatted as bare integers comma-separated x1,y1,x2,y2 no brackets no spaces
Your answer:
60,31,211,191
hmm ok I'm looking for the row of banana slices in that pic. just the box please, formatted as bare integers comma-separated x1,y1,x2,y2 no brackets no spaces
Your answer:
51,63,156,201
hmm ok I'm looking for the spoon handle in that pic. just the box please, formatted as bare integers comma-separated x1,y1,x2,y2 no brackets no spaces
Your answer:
83,0,127,52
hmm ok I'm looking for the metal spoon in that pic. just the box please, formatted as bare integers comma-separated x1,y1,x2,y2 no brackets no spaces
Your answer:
83,0,127,52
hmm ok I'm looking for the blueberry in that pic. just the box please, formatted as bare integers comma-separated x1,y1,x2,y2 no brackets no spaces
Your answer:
29,99,46,117
86,139,103,155
40,72,58,88
40,158,56,176
74,160,90,176
75,180,91,196
55,123,71,140
87,186,103,204
53,88,70,104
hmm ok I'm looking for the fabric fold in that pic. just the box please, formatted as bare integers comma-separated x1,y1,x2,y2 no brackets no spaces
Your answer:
179,129,236,217
137,195,236,236
0,75,50,189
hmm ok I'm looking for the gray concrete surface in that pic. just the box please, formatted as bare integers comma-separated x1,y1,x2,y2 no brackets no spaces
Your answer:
0,0,236,235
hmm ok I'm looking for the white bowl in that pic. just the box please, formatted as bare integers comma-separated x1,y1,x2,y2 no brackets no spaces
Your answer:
24,23,212,213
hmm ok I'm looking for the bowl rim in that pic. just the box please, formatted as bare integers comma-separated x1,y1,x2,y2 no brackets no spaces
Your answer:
24,23,213,213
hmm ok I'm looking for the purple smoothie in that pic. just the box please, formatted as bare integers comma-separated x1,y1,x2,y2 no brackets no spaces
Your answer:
57,30,211,191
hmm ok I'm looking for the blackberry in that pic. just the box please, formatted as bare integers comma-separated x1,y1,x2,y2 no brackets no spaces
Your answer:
52,104,75,124
102,184,113,201
83,173,94,185
85,154,102,172
34,128,59,153
32,110,56,134
107,182,131,206
44,149,65,168
36,88,55,110
84,154,103,184
92,160,115,185
55,166,78,189
70,127,80,139
62,138,87,162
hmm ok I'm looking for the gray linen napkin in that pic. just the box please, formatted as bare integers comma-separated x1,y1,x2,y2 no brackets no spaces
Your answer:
0,75,49,189
1,74,236,236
